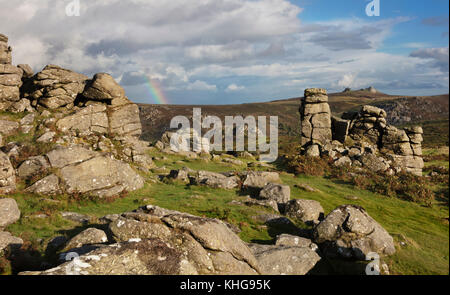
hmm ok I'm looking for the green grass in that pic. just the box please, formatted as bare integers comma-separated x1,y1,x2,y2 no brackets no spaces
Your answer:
2,151,449,275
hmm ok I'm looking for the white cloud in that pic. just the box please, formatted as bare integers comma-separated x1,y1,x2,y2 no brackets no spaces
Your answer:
337,73,356,88
226,83,245,92
186,80,217,91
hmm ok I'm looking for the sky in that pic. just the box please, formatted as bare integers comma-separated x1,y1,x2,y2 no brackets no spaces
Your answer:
0,0,448,105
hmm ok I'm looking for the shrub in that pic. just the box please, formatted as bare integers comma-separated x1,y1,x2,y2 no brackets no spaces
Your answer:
350,171,435,206
282,150,435,206
283,154,333,176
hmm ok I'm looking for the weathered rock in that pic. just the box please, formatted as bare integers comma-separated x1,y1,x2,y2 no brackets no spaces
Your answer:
60,212,92,224
275,234,318,250
25,174,60,195
56,104,108,135
0,34,12,65
22,239,208,275
305,144,320,157
0,198,20,229
167,167,191,183
59,155,144,197
333,156,352,167
115,136,155,169
17,155,49,179
0,151,16,194
46,145,97,169
284,199,324,225
82,73,127,105
387,154,424,176
193,170,239,190
17,64,33,79
360,153,390,172
8,98,34,113
362,105,387,118
159,128,211,154
300,88,332,147
0,231,23,253
0,36,20,111
23,65,89,109
97,206,261,275
243,196,280,212
62,228,108,252
242,171,281,189
20,114,36,127
313,205,395,260
0,118,19,136
108,103,142,137
248,243,320,275
36,131,56,143
259,183,290,204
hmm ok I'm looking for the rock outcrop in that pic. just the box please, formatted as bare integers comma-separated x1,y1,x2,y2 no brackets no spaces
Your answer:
0,198,20,229
24,146,144,197
23,205,262,275
0,151,16,194
248,238,320,275
192,170,240,190
156,128,211,155
299,88,332,148
0,34,24,111
313,205,396,260
284,199,324,225
0,33,154,197
0,198,22,254
299,91,425,175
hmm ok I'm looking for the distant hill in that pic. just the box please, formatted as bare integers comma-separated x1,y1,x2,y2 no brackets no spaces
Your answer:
138,90,449,148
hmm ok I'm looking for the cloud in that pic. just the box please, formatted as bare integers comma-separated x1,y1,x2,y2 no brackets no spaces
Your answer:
185,41,254,62
120,71,148,86
0,1,447,104
337,74,356,88
186,80,217,92
410,47,449,72
225,83,245,92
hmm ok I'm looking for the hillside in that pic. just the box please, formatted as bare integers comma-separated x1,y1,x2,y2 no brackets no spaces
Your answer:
138,91,449,148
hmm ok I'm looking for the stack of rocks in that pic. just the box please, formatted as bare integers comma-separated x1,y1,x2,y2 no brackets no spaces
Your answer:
50,72,143,138
299,88,425,175
0,34,22,111
347,105,388,148
299,88,332,153
0,34,12,64
22,64,88,110
384,126,424,175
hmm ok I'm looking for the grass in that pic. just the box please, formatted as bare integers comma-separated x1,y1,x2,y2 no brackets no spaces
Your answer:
1,150,449,275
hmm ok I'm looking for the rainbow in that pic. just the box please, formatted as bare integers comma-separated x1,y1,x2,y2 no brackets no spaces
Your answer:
144,76,169,105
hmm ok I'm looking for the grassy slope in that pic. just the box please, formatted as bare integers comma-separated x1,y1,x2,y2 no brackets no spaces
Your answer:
3,150,449,275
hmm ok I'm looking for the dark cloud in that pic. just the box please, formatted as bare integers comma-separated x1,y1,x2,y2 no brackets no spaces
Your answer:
120,71,148,86
308,26,381,51
85,39,148,57
410,47,449,72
